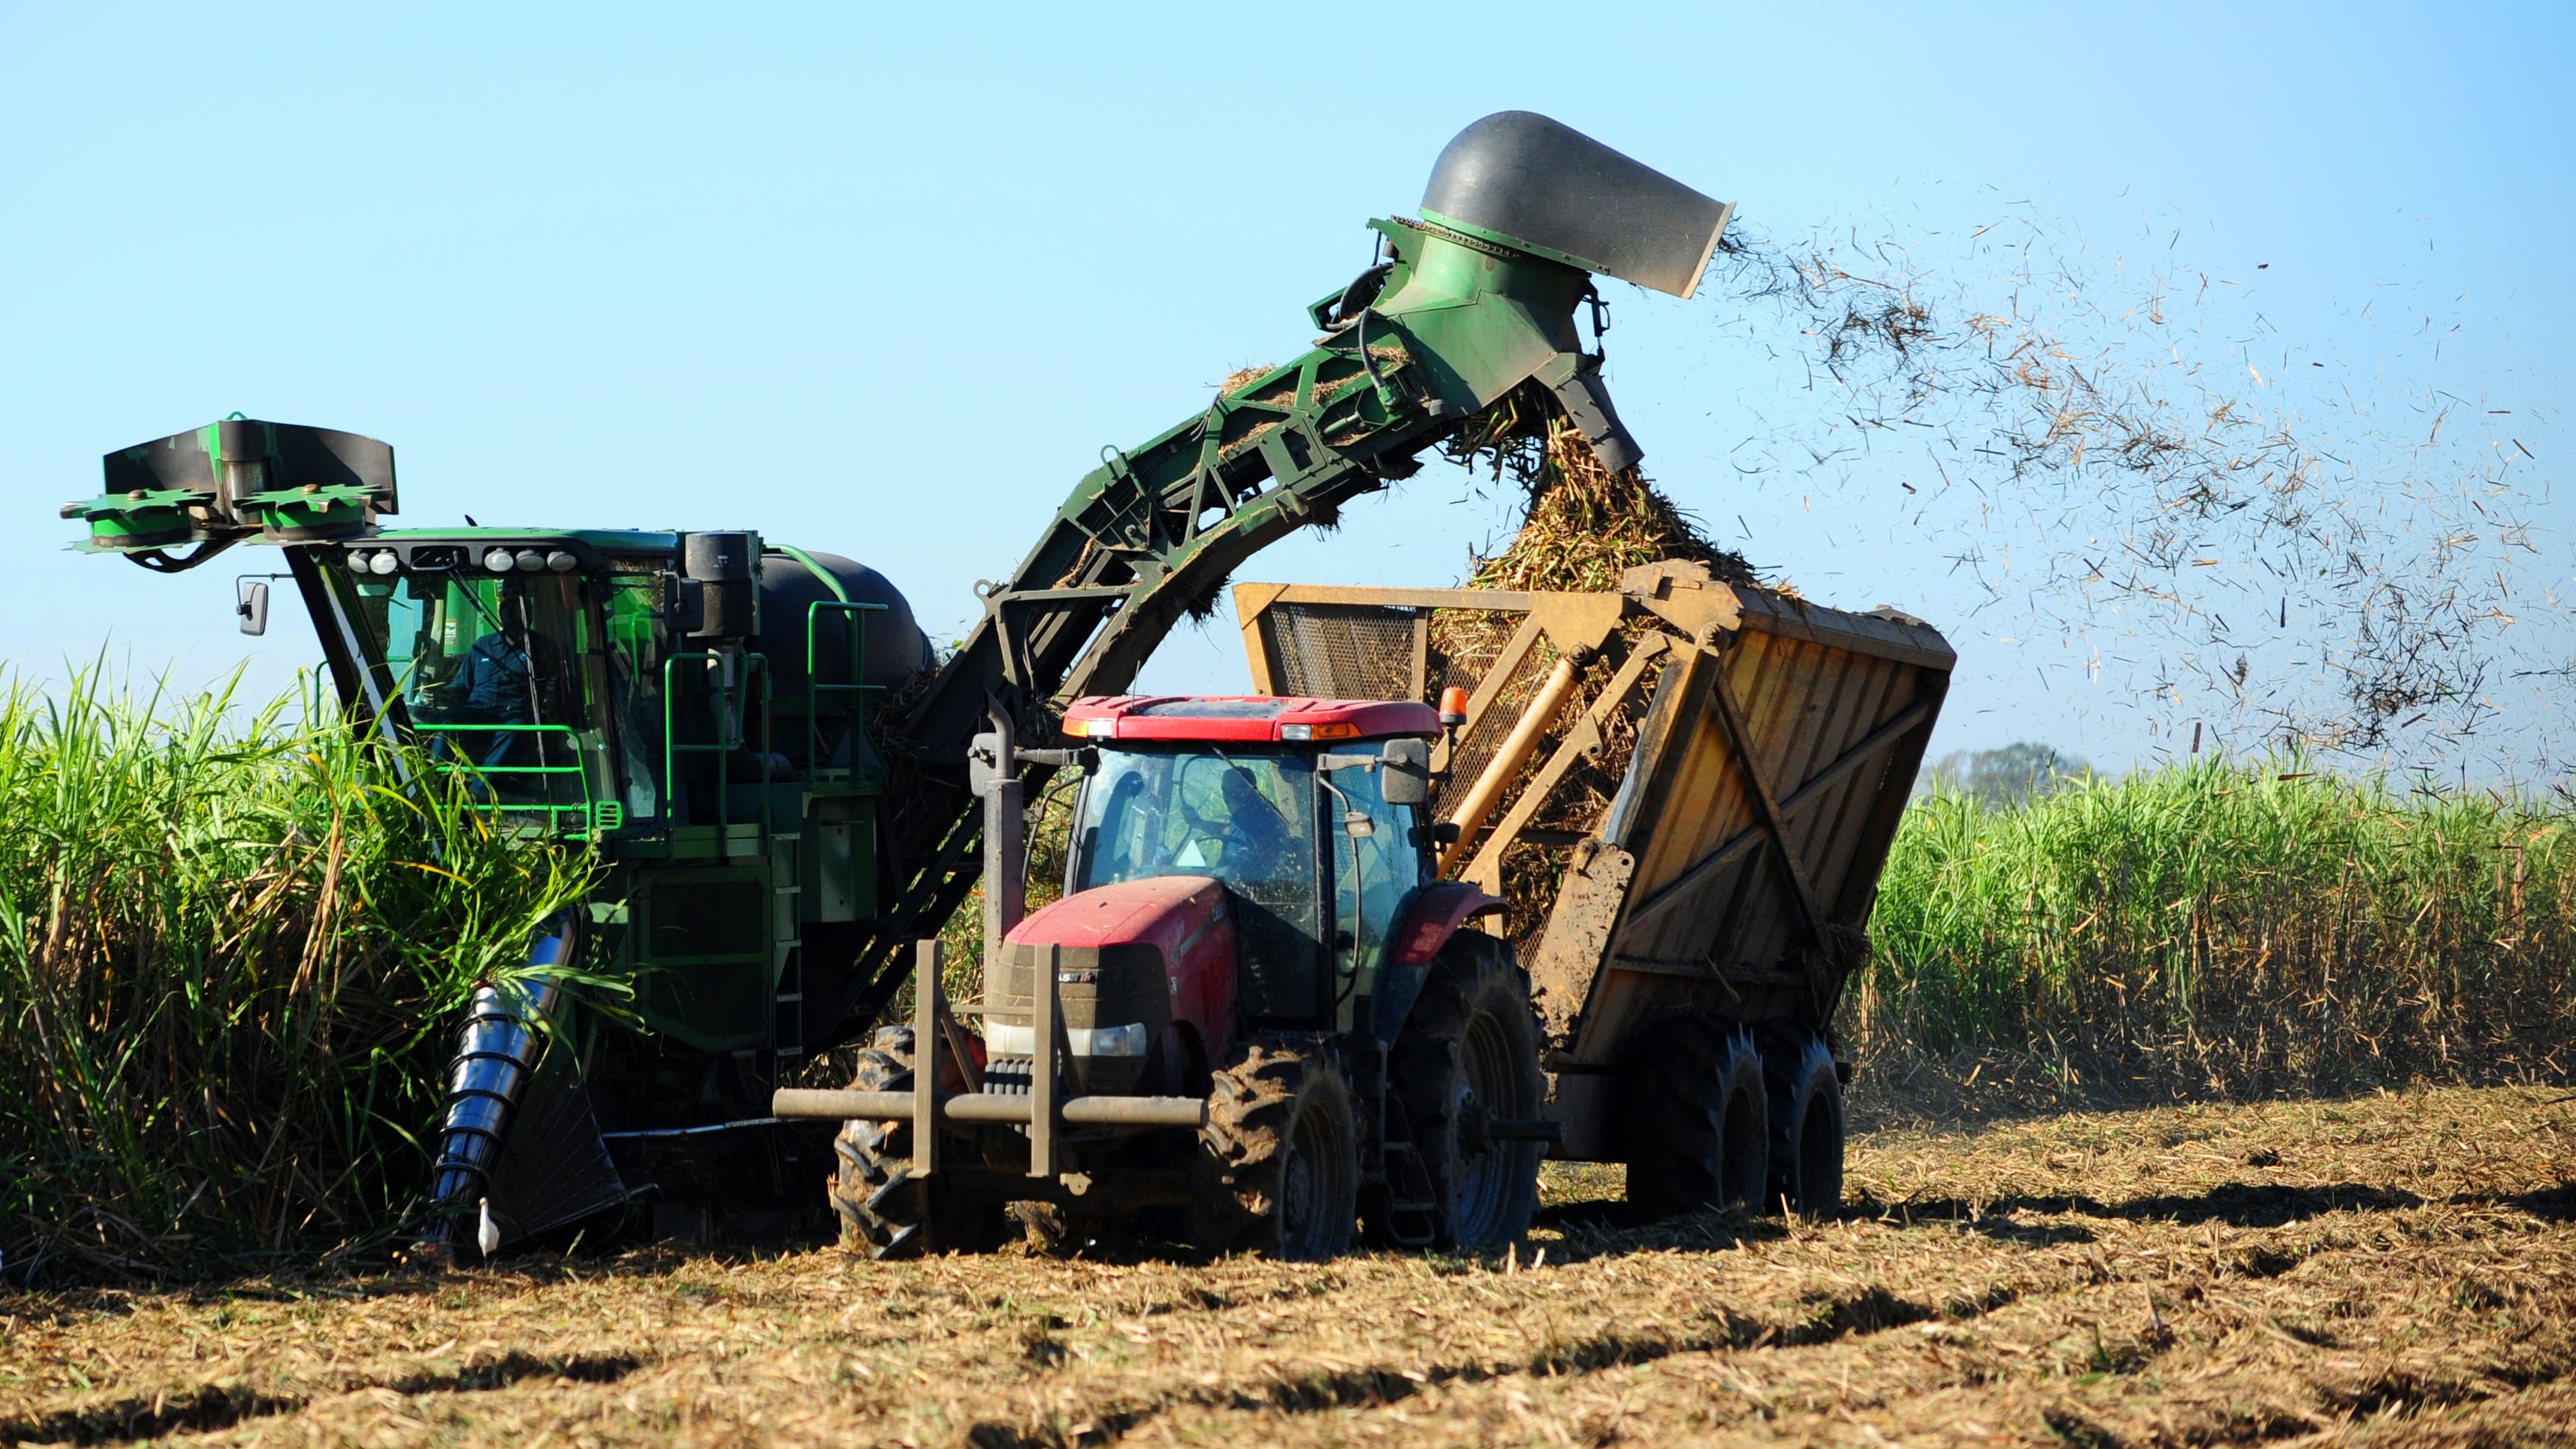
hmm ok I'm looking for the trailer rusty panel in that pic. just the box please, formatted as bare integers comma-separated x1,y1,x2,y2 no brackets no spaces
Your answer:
1556,610,1936,1093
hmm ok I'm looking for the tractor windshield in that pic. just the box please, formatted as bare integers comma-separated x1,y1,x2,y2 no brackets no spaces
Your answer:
1071,743,1322,1023
344,569,653,830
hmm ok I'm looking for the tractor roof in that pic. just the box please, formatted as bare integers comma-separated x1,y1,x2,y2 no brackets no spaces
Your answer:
1064,695,1438,744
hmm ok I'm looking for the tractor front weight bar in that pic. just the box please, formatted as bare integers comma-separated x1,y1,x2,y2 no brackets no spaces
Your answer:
769,940,1206,1186
768,1090,1205,1130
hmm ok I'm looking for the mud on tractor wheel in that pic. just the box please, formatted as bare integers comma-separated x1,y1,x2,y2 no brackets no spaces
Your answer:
829,1027,1005,1259
1194,1035,1359,1260
1387,932,1545,1248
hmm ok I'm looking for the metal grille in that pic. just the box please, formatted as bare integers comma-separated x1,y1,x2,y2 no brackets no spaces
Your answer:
1260,604,1422,702
1253,595,1567,822
1432,635,1556,820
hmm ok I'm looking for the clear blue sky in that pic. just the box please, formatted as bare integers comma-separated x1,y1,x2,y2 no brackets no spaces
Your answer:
6,3,2568,776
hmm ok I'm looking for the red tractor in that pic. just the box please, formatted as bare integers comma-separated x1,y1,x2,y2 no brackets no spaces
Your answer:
786,693,1558,1259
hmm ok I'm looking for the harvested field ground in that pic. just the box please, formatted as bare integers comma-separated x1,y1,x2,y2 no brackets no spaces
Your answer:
8,1088,2576,1447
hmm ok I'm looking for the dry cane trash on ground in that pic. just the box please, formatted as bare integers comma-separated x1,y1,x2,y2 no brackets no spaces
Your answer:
6,1085,2574,1448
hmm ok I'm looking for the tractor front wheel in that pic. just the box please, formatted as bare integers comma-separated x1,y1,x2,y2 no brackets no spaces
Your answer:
828,1027,1004,1258
1194,1036,1359,1260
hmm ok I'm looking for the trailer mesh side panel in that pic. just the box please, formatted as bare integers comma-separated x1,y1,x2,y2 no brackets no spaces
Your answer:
1256,597,1567,823
1259,604,1421,703
1431,633,1557,821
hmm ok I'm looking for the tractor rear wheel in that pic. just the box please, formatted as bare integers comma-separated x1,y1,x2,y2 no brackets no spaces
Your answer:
1194,1036,1358,1260
1762,1028,1845,1218
828,1027,1004,1258
1387,932,1545,1248
1623,1014,1769,1220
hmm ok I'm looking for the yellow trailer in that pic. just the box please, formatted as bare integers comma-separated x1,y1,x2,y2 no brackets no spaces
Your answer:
1234,560,1954,1214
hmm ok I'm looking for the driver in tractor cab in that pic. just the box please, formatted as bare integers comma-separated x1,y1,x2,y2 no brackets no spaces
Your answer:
1213,765,1292,880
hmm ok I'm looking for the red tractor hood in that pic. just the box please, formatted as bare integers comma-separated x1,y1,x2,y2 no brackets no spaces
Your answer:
1007,875,1224,950
1005,875,1238,1049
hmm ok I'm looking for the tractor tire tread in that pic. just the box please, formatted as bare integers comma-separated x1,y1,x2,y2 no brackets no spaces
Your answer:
1195,1035,1356,1259
1383,932,1544,1248
830,1027,1001,1257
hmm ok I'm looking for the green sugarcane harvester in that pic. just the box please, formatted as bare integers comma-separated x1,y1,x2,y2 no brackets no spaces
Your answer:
63,115,1949,1257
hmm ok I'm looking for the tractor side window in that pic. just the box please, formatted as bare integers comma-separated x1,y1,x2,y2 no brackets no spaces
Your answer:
1081,769,1161,882
1328,759,1418,1011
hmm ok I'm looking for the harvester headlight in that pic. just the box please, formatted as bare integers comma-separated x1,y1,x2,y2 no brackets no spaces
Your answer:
514,549,546,573
484,548,516,573
545,550,578,573
365,550,399,575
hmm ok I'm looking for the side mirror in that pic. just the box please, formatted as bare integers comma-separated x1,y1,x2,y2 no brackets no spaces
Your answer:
236,578,269,637
1380,738,1432,807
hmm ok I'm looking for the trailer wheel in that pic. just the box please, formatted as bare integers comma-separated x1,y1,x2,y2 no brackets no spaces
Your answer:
1763,1029,1845,1218
1386,932,1545,1248
828,1027,1003,1258
1623,1016,1768,1220
1195,1036,1358,1260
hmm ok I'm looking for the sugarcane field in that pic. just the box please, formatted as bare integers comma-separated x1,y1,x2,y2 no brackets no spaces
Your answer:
6,8,2573,1447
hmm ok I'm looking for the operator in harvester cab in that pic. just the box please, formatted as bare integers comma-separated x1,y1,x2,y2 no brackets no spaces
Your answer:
451,622,535,770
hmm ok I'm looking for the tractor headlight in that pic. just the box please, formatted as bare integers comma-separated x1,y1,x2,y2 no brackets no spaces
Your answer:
366,550,399,575
1079,1023,1149,1057
485,548,516,573
982,1022,1149,1058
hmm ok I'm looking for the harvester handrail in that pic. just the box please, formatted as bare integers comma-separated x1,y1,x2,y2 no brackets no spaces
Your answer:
660,651,774,837
801,598,887,778
412,720,599,836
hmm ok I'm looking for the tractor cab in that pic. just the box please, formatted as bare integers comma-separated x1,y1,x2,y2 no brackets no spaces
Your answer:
985,696,1444,1103
1060,696,1439,1033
